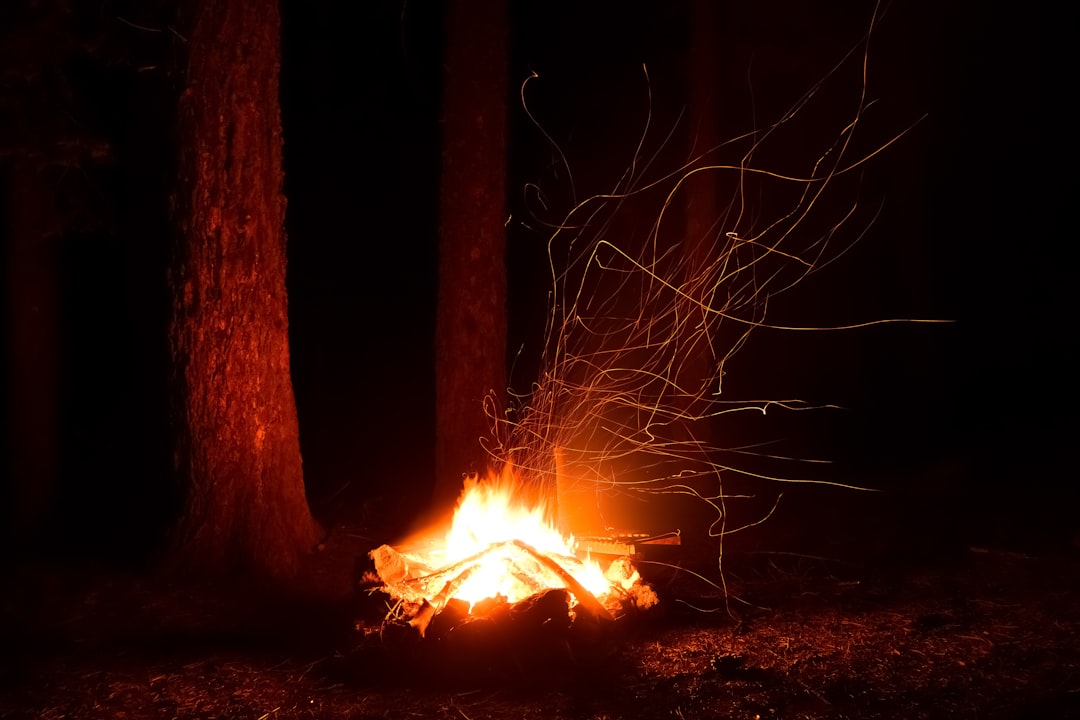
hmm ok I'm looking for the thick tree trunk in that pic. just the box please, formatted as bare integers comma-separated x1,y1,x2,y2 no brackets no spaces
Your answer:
168,0,318,579
434,0,508,508
3,159,59,544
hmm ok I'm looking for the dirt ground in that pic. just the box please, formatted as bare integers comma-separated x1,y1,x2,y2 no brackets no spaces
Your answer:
2,521,1078,720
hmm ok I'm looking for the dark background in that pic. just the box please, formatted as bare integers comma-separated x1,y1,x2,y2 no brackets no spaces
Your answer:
1,0,1073,565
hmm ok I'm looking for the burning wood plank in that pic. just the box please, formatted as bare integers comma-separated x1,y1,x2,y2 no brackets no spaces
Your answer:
365,469,657,664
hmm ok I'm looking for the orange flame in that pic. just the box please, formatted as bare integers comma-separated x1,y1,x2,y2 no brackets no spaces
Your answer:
379,464,612,610
370,463,660,620
437,465,610,606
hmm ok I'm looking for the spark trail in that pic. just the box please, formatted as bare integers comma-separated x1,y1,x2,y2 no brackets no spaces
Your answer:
484,5,938,575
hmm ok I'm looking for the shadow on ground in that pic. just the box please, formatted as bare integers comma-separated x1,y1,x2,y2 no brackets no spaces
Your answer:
2,517,1079,719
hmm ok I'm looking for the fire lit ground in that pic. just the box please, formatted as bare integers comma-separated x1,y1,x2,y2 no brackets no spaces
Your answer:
1,1,1076,719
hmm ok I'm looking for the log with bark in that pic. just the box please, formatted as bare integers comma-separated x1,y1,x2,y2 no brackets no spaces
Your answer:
357,538,657,677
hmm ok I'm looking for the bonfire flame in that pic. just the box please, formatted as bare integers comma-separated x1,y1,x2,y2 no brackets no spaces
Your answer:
369,465,656,632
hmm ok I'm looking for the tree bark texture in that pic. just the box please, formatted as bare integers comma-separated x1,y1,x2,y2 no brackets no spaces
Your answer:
169,0,317,579
434,0,508,508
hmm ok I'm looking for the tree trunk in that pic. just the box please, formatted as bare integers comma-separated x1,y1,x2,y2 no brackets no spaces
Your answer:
3,159,59,545
168,0,318,580
679,1,724,434
434,0,508,508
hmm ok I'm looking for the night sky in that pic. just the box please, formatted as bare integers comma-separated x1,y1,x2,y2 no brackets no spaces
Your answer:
1,0,1073,562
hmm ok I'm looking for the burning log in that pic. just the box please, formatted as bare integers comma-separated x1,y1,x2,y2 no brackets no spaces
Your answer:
372,541,620,621
408,562,480,637
507,539,611,621
362,472,658,676
367,536,654,670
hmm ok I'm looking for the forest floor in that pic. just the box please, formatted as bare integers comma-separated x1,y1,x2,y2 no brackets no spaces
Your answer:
2,518,1079,720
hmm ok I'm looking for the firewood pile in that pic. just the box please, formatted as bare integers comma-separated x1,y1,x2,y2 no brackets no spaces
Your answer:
357,539,658,677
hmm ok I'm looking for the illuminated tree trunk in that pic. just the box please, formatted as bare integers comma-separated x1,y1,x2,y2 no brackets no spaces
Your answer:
434,0,508,508
168,0,318,579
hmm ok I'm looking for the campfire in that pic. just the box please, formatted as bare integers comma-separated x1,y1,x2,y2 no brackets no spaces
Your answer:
365,464,658,658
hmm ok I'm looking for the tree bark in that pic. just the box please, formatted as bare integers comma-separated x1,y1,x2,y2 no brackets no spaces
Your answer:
3,159,59,544
168,0,318,580
434,0,508,508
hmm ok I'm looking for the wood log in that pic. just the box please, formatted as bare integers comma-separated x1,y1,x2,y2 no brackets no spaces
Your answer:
426,597,470,641
408,563,480,637
510,540,613,621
